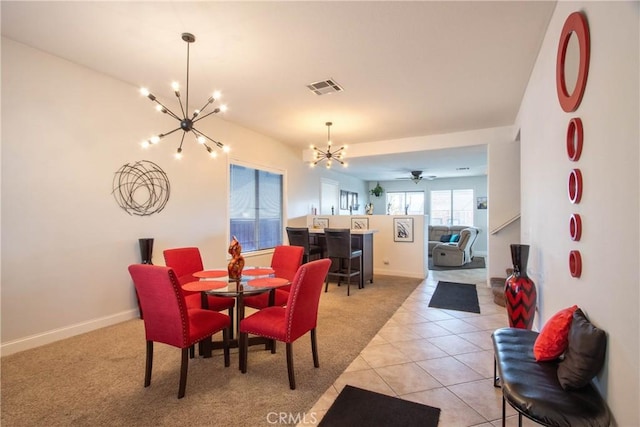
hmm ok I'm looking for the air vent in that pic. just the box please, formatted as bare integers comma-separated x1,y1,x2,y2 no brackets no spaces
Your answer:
307,78,343,95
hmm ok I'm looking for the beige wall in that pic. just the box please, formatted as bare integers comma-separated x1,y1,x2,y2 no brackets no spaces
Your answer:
0,38,320,352
487,140,521,280
516,2,639,424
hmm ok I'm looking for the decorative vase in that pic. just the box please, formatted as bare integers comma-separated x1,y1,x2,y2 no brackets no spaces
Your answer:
138,238,154,265
227,236,245,281
504,244,537,329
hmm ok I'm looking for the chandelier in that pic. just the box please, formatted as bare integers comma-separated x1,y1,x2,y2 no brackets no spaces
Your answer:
310,122,348,168
140,33,229,159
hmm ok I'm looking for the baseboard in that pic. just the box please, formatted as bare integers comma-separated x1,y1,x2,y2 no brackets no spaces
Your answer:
373,268,426,279
1,309,139,356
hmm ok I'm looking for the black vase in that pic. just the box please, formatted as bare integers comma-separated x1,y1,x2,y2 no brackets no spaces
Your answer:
138,238,154,265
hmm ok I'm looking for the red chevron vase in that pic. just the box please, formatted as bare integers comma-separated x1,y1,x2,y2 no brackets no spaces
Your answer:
505,244,537,329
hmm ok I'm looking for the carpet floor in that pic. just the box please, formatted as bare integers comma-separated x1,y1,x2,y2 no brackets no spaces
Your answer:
1,275,421,426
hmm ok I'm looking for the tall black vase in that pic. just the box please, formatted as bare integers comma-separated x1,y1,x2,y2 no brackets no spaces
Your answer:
138,238,154,265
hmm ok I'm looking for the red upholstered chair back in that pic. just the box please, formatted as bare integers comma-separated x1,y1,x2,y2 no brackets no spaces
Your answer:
284,258,331,342
271,245,304,281
163,247,204,288
128,264,190,348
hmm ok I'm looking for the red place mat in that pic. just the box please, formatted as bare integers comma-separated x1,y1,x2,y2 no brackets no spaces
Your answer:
193,270,228,279
247,277,289,288
182,280,228,292
242,268,275,276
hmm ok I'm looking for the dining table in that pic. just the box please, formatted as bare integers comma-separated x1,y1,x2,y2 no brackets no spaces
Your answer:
182,268,290,365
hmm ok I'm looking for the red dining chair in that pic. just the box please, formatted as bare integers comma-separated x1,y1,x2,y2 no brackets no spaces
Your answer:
128,264,230,399
239,258,331,389
163,247,236,336
243,245,304,310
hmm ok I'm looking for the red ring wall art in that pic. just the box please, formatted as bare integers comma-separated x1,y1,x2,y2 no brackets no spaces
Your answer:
556,11,590,278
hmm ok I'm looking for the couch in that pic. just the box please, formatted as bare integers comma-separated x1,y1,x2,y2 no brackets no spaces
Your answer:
491,309,610,426
427,225,468,256
429,225,479,267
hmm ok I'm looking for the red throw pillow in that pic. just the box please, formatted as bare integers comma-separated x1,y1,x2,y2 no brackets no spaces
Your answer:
533,305,578,361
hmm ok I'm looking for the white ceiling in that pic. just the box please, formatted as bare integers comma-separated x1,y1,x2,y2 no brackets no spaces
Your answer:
1,1,556,181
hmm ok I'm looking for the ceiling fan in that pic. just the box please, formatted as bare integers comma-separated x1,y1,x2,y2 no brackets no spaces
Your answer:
395,170,436,184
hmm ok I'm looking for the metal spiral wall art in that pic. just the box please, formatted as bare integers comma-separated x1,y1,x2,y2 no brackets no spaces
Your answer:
112,160,170,216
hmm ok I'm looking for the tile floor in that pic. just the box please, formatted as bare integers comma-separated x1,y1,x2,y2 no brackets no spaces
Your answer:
305,267,538,426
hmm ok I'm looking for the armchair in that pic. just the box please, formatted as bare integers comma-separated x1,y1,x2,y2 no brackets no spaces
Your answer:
432,227,479,267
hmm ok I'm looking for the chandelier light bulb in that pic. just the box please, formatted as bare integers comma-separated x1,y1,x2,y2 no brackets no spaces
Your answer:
139,32,229,159
220,104,228,113
222,146,231,153
141,140,149,148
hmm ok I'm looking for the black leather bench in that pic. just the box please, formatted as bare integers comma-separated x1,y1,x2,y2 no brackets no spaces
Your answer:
492,327,610,427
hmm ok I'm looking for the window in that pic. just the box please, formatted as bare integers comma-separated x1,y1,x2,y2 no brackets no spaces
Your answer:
386,191,424,215
230,164,283,252
430,189,474,225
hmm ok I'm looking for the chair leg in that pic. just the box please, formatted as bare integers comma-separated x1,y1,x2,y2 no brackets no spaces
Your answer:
286,342,296,390
347,261,351,296
325,263,330,293
311,328,319,368
178,347,189,399
228,307,235,340
222,328,230,367
239,332,248,373
202,336,212,358
189,344,195,358
144,340,153,387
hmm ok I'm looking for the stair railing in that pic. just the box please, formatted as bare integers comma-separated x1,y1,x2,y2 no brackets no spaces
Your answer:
490,213,521,235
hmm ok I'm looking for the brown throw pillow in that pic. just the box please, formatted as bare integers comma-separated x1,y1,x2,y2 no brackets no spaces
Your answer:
557,308,607,390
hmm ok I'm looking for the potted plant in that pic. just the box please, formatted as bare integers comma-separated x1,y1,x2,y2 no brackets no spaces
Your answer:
370,182,384,198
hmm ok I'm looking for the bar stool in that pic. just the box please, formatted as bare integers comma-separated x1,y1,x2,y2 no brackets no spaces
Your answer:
324,228,362,296
286,227,323,263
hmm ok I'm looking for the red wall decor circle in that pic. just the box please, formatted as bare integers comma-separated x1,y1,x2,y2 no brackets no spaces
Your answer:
569,213,582,241
568,169,583,204
569,250,582,278
566,118,583,161
556,11,590,112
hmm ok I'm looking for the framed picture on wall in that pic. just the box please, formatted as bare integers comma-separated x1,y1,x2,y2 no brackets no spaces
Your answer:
477,197,487,210
340,190,349,210
393,217,414,242
312,217,329,229
351,217,369,230
349,192,359,209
